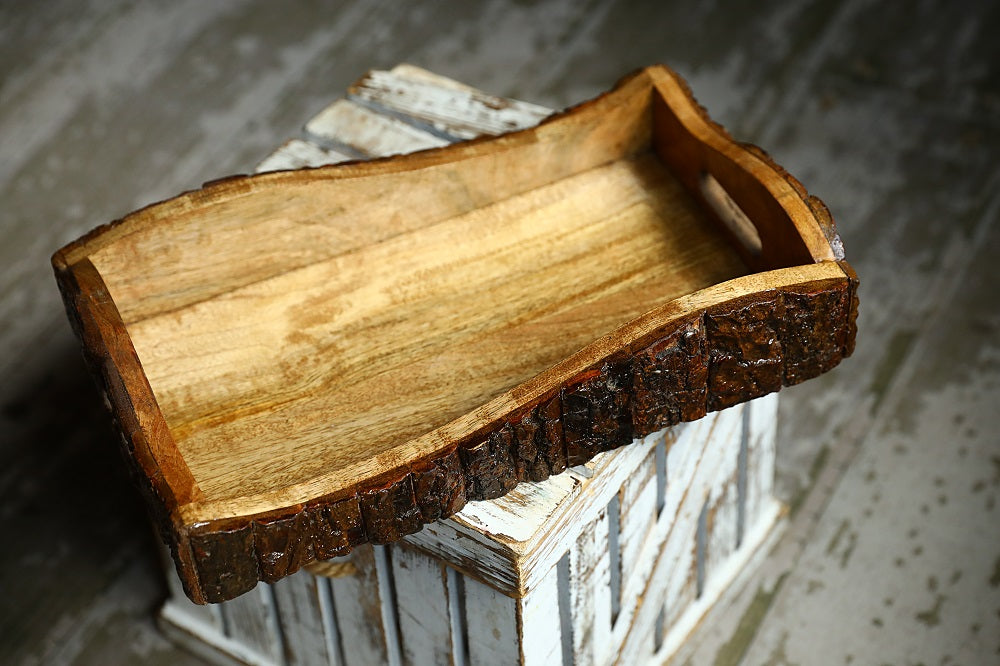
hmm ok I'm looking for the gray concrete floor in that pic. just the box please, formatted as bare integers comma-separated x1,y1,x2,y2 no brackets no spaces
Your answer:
1,1,998,664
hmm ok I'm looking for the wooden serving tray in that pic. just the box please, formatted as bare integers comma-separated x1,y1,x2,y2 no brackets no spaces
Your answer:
53,65,857,603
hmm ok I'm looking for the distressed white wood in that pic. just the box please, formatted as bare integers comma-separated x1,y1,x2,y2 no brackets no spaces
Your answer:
314,576,345,666
348,67,551,140
373,546,404,666
255,138,352,172
705,472,740,595
608,431,684,652
388,63,481,93
660,410,774,661
462,574,520,665
271,571,331,666
500,444,653,598
220,585,283,664
329,547,390,666
616,408,743,664
569,507,614,666
158,64,784,666
615,441,658,623
403,470,582,595
746,391,778,530
518,564,564,666
305,99,448,157
704,409,745,595
658,507,784,663
389,544,454,666
665,496,785,666
159,603,275,666
662,423,700,524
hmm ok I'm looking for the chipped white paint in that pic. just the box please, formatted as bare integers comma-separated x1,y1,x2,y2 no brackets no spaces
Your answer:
388,544,452,666
305,99,449,157
349,67,551,140
270,573,332,666
158,65,783,666
404,470,583,595
657,409,783,662
255,139,352,172
568,507,614,665
744,389,778,545
519,564,564,666
221,585,282,663
463,574,521,664
331,547,391,666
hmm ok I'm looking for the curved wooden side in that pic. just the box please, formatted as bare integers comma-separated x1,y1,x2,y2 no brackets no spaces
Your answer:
175,262,856,603
647,66,841,270
53,259,208,603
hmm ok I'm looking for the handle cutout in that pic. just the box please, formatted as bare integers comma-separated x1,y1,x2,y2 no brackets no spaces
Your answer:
699,172,763,256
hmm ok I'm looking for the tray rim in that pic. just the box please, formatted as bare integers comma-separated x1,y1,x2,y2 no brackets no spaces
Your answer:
52,64,856,603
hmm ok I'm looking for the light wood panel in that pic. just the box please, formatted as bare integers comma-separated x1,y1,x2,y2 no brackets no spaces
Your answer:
132,153,745,502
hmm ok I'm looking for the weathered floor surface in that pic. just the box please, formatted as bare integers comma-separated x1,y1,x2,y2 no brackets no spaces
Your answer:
1,1,997,664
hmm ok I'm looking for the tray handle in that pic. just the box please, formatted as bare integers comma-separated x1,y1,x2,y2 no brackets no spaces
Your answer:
648,67,836,270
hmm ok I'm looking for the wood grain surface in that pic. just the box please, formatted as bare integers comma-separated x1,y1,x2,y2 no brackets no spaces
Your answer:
53,64,855,603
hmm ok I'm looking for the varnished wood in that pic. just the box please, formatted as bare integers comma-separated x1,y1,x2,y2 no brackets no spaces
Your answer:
52,64,857,603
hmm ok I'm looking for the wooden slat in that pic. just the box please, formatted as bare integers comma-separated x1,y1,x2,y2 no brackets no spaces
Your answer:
668,411,742,628
745,391,778,530
328,547,390,666
348,68,550,140
390,543,454,666
615,407,743,664
305,99,448,157
220,584,282,664
518,564,564,666
609,434,699,655
462,574,520,664
704,438,741,593
616,441,658,610
607,434,666,648
256,139,353,172
387,64,481,93
271,571,332,666
569,507,613,665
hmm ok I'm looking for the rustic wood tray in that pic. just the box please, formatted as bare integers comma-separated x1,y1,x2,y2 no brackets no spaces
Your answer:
53,65,857,603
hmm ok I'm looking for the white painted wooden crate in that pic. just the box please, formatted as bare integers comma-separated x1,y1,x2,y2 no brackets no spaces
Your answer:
158,65,784,666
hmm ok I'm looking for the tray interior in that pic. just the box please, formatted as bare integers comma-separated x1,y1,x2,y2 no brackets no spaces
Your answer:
89,151,747,503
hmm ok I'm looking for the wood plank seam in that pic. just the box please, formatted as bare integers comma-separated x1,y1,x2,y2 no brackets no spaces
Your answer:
345,94,465,143
297,130,369,161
